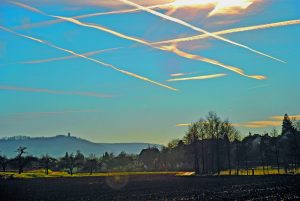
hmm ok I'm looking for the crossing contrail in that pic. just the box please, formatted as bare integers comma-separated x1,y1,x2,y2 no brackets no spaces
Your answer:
117,0,285,63
162,45,266,80
9,1,266,80
13,3,174,30
167,73,227,82
0,25,178,91
152,19,300,45
0,47,121,66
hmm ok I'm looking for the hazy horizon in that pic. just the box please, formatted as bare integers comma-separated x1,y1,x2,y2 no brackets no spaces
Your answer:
1,0,300,145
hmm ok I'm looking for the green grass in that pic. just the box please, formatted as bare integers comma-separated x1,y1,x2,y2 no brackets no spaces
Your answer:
1,167,299,179
0,170,178,179
220,167,300,176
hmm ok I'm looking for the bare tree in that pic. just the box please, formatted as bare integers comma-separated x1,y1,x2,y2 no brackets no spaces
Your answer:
185,123,200,175
197,119,207,174
233,132,241,175
221,120,237,175
0,154,8,172
61,151,84,175
15,147,27,174
40,154,56,175
259,136,266,175
206,112,222,175
270,129,280,174
85,154,98,175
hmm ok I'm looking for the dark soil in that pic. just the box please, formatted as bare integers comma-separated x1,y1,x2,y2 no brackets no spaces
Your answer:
0,175,299,200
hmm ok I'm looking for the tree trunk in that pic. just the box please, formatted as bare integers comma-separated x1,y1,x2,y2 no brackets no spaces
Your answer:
227,142,231,175
201,140,205,174
216,139,220,175
194,143,200,175
275,146,280,174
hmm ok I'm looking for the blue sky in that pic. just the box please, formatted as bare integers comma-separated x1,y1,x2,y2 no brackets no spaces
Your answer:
0,0,300,144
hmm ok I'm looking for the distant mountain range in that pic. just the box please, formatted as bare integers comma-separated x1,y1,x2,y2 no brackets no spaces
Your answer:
0,135,161,158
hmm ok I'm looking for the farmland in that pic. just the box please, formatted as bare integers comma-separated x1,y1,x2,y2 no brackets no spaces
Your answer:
1,174,299,201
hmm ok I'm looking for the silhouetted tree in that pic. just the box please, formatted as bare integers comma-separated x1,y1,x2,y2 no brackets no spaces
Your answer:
198,119,207,174
270,129,280,174
221,120,237,175
0,154,8,172
60,151,84,175
139,147,160,170
15,147,27,174
234,132,241,175
282,114,300,172
40,154,56,175
259,136,266,175
85,154,98,175
185,123,200,174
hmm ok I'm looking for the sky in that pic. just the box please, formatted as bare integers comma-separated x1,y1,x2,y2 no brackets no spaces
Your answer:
0,0,300,145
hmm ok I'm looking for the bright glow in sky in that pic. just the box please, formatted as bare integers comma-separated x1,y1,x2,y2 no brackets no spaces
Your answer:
0,0,300,144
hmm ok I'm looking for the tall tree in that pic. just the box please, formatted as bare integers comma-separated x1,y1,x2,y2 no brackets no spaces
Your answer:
259,136,266,175
197,119,207,174
206,112,222,175
270,129,280,174
185,123,200,174
221,120,237,175
234,132,241,175
282,114,300,172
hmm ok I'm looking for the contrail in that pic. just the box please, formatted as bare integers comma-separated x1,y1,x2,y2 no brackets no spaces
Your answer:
13,109,102,117
169,72,197,77
152,19,300,45
0,47,121,66
162,45,266,80
167,73,227,82
9,1,265,80
13,3,174,30
118,0,285,63
0,85,113,98
36,17,265,80
0,26,178,91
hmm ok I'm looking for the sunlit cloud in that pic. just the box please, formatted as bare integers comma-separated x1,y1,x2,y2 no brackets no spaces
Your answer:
176,123,191,127
271,115,300,121
236,114,300,128
169,72,196,77
118,0,284,63
10,1,263,81
242,121,282,128
167,73,227,82
176,122,241,127
0,25,177,91
153,19,300,46
12,0,260,30
0,85,113,98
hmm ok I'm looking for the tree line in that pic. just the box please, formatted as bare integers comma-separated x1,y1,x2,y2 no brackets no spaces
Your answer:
0,112,299,175
160,112,300,175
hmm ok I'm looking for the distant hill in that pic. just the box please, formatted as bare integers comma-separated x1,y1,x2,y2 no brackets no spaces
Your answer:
0,135,161,158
